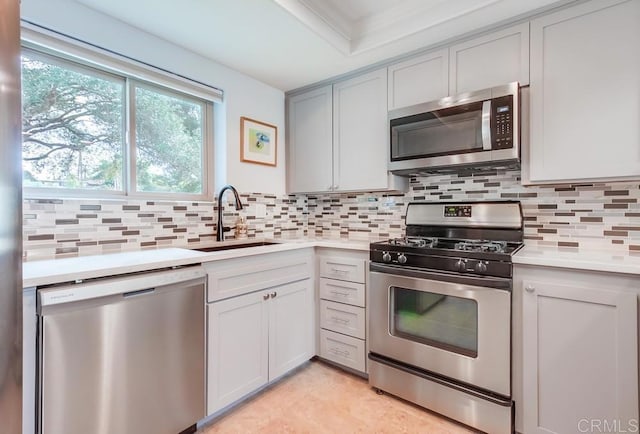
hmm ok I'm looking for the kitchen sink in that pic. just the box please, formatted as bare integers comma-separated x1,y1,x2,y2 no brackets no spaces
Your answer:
194,241,279,252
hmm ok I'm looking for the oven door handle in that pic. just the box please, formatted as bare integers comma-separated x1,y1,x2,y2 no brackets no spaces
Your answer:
369,263,511,291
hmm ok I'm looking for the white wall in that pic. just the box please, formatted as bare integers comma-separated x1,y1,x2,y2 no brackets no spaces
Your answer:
20,0,287,196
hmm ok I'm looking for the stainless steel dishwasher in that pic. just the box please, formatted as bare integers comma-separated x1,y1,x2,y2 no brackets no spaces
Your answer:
37,266,206,434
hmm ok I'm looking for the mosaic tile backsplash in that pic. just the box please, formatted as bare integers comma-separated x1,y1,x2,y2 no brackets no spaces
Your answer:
23,193,308,260
24,169,640,259
308,169,640,253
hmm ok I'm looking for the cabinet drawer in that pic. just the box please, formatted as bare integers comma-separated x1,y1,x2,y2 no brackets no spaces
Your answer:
320,300,365,339
319,329,366,373
319,278,365,307
204,250,313,302
319,256,365,283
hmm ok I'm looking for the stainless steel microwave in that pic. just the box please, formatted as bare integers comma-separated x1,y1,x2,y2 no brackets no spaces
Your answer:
388,82,520,175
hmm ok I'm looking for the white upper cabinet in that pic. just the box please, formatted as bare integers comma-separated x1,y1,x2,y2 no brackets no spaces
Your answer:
449,23,530,95
333,68,390,192
287,70,407,194
527,0,640,183
287,85,333,193
387,24,528,109
387,49,449,110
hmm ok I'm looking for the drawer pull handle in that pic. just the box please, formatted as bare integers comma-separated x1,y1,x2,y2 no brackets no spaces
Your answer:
330,316,350,324
330,290,349,297
330,268,349,274
329,347,350,357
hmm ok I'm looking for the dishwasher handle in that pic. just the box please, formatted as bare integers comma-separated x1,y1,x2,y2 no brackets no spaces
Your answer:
123,287,156,298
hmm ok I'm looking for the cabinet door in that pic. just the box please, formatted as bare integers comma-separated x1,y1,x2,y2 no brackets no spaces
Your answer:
522,280,638,434
528,0,640,183
387,49,449,110
207,291,269,415
333,68,389,192
268,279,314,380
449,23,529,95
287,85,333,193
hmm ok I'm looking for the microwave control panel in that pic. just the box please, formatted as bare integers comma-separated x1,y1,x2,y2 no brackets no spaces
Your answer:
491,95,514,149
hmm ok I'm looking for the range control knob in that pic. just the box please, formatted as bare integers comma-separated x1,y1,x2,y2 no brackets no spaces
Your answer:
475,261,488,273
382,251,392,263
454,259,466,272
397,253,407,264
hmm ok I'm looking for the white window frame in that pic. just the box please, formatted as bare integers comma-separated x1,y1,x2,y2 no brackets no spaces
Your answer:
128,81,213,200
20,23,221,201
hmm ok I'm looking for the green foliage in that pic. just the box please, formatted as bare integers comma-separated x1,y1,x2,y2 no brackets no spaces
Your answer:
21,55,124,189
21,52,205,194
135,86,203,193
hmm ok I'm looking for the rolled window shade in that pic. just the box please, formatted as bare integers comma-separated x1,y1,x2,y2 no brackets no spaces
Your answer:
20,21,224,104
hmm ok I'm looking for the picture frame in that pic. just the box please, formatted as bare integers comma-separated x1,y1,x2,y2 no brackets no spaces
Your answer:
240,116,277,167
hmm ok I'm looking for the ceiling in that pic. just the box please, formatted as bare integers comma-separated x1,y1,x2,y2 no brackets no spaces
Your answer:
74,0,568,91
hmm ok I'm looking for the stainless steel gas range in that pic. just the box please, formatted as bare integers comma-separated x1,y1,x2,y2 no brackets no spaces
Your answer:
368,201,523,434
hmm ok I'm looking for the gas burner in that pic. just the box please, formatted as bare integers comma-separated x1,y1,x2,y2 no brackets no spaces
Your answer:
389,237,438,248
454,240,507,253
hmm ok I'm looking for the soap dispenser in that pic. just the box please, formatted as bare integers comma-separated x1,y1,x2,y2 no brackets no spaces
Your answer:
235,216,248,239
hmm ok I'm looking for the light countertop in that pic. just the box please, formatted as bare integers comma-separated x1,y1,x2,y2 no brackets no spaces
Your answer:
23,237,372,288
513,244,640,276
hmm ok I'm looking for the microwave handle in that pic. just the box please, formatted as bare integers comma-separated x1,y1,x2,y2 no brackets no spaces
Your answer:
481,100,492,150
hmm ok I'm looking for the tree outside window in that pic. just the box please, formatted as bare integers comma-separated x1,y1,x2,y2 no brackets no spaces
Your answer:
21,50,209,197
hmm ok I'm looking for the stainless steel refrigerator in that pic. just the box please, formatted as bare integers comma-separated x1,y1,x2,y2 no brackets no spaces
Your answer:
0,0,23,433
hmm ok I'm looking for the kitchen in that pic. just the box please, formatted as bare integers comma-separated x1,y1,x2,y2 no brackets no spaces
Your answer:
1,0,639,433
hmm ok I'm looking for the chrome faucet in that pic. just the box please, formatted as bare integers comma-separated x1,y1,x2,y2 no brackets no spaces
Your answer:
216,185,244,242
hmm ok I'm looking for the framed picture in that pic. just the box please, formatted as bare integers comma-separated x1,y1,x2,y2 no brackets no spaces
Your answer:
240,116,277,167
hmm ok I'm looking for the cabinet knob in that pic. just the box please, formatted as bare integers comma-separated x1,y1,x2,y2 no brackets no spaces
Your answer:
333,185,339,190
525,285,535,293
270,291,277,298
263,293,270,300
327,185,333,191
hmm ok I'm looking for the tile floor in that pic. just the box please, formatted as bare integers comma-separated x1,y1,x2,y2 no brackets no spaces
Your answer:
199,360,476,433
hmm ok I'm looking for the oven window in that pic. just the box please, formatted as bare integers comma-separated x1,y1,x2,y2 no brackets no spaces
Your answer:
390,102,483,160
390,286,478,358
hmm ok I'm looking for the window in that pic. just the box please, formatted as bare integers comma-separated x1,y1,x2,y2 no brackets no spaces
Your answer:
22,52,125,191
134,84,205,194
21,47,214,199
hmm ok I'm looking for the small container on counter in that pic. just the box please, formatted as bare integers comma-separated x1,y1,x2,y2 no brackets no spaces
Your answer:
235,216,248,239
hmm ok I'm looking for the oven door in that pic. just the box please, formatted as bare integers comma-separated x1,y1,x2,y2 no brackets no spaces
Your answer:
369,264,511,397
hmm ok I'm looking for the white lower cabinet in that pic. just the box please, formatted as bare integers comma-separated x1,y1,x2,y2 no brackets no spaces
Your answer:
514,265,639,434
204,249,315,416
268,280,315,379
319,299,365,339
319,329,366,372
207,279,313,415
207,289,269,413
317,249,368,374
